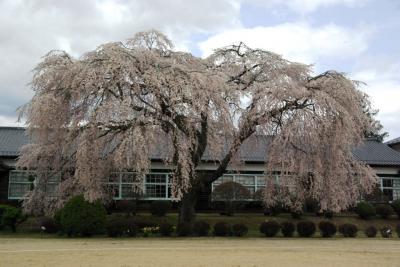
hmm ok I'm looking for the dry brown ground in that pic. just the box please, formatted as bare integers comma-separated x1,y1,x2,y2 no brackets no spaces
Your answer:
0,237,399,267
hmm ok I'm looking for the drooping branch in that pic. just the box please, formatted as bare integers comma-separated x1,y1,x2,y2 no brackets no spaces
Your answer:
18,30,378,215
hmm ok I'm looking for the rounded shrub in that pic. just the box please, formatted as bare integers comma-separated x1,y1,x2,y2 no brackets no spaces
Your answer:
39,217,59,233
391,199,400,218
396,224,400,238
176,222,192,237
380,226,392,238
318,221,337,238
159,222,174,237
375,204,394,219
150,201,172,217
338,223,358,237
0,204,23,232
212,182,251,202
365,226,377,238
57,195,107,237
212,182,251,216
356,201,376,220
259,220,280,237
297,221,316,237
192,220,210,236
280,221,295,237
232,223,248,237
213,221,231,236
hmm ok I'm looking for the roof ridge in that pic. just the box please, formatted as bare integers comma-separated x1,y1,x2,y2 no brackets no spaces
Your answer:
0,126,26,130
385,137,400,145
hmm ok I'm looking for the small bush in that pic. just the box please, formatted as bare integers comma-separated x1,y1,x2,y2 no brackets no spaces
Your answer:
280,221,295,237
150,201,172,217
0,204,23,232
232,223,248,237
212,182,251,202
297,221,316,237
159,222,174,237
396,224,400,238
356,201,376,220
338,223,358,237
391,199,400,218
105,216,126,237
176,222,192,237
57,195,107,237
192,220,210,236
380,226,392,238
214,221,231,236
39,217,58,233
365,226,377,238
213,182,251,216
375,204,394,219
318,221,337,238
259,221,280,237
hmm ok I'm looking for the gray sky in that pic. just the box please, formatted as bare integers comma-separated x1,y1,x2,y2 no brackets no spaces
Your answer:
0,0,399,140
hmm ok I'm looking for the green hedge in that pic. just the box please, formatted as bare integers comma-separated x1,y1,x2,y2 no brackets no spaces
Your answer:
356,202,375,220
56,195,107,237
0,204,23,232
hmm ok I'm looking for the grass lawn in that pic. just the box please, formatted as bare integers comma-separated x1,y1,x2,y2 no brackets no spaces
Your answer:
0,237,399,267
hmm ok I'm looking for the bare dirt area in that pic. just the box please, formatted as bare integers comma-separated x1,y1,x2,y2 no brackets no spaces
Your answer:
0,237,399,267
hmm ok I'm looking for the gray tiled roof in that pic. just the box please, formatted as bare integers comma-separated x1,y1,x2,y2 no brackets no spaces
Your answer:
385,137,400,145
1,127,400,166
0,127,29,156
352,139,400,166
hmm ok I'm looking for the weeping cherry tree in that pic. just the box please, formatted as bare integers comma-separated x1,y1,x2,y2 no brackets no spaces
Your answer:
18,30,378,223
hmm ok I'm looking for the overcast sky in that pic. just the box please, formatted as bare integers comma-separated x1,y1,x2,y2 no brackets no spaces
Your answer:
1,0,399,140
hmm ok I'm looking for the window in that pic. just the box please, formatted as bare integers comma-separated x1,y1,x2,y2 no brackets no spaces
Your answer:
106,172,142,200
145,184,166,198
144,173,171,199
380,177,400,201
8,170,59,199
382,178,393,188
146,174,166,184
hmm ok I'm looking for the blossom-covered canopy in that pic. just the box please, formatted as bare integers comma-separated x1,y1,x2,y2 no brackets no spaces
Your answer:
18,30,377,215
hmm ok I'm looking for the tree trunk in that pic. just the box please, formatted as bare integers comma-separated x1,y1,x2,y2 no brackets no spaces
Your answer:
178,187,198,224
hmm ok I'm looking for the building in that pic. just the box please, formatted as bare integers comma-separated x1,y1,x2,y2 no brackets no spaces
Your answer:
1,126,400,205
386,137,400,153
